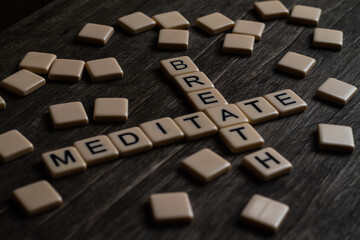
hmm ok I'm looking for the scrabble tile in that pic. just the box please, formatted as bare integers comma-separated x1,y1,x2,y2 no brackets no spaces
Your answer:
187,89,228,111
108,127,153,156
18,51,57,74
150,192,194,224
264,89,307,117
236,97,279,124
222,34,254,55
316,78,358,106
160,56,199,79
181,148,231,182
49,102,89,128
173,72,214,94
0,96,5,109
318,124,355,152
158,29,189,50
48,59,85,82
195,12,235,35
174,112,218,141
253,1,289,20
42,147,87,178
74,135,119,166
243,147,292,181
152,11,189,29
232,20,265,40
204,104,248,128
117,12,156,34
219,123,264,153
85,57,123,82
290,5,321,26
241,194,289,232
93,98,128,122
77,23,114,45
313,28,343,50
13,180,62,216
277,51,316,77
1,70,45,96
0,130,34,162
139,117,184,147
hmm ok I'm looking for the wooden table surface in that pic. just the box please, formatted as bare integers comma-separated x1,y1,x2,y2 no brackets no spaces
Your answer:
0,0,359,239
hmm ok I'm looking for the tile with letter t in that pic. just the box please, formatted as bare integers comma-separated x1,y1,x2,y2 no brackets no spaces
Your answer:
318,124,355,152
277,51,316,77
204,104,248,128
196,12,234,35
0,130,34,163
77,23,114,45
117,12,156,35
173,72,214,94
236,97,279,124
253,1,289,20
316,78,357,106
49,102,89,128
152,11,189,29
160,56,199,80
18,51,57,74
187,88,228,111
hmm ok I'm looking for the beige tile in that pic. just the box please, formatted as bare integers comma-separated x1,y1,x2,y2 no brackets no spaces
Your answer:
49,102,89,128
236,97,279,124
48,59,85,82
204,104,248,128
117,12,156,34
158,29,189,50
0,96,5,109
174,112,218,141
152,11,189,29
219,123,264,153
173,72,214,94
187,89,228,111
253,1,289,20
0,130,34,163
264,89,307,117
77,23,114,45
86,57,123,82
318,124,355,152
93,98,128,122
313,28,343,50
13,180,62,216
160,56,199,79
196,12,234,35
74,135,119,166
18,51,57,74
232,20,265,40
42,147,87,178
1,69,45,96
222,34,254,55
316,78,357,106
277,51,316,77
150,192,194,224
108,127,153,156
290,5,321,26
241,194,289,232
181,148,231,182
140,117,184,147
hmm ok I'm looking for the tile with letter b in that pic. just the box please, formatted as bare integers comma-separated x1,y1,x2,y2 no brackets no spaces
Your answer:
187,88,228,111
93,98,128,122
253,1,289,20
277,51,316,77
117,12,156,35
313,28,343,50
204,104,248,128
158,29,189,50
48,59,85,82
316,78,357,106
160,56,199,80
222,34,254,55
290,5,321,26
173,72,214,94
236,97,279,124
152,11,189,29
85,57,123,82
318,124,355,152
18,51,57,74
0,130,34,163
49,102,89,128
232,20,265,40
196,12,234,35
77,23,114,45
0,96,5,109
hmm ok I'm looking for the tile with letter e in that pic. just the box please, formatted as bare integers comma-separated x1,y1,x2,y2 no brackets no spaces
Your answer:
1,69,45,96
160,56,199,80
152,11,189,29
173,72,214,94
77,23,114,45
117,12,156,35
204,104,248,128
0,130,34,163
313,28,343,50
236,97,279,124
277,51,316,77
318,124,355,152
222,34,254,55
48,59,85,82
232,20,265,40
195,12,234,35
0,96,5,109
187,88,228,111
86,57,123,82
49,102,89,128
18,51,57,74
93,98,128,122
316,78,357,106
158,29,189,50
253,1,289,20
290,5,321,26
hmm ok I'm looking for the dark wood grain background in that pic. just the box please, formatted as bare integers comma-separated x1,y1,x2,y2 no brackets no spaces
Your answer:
0,0,359,239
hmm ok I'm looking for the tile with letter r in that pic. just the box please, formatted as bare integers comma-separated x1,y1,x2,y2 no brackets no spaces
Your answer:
187,88,228,111
160,56,199,80
173,72,214,94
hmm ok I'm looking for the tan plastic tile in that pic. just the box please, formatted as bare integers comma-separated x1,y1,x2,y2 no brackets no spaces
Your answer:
219,123,264,153
0,96,5,109
18,51,57,74
1,69,46,96
86,57,123,82
160,56,199,79
204,104,248,128
318,124,355,152
277,51,316,77
236,97,279,124
253,1,289,20
117,12,156,34
139,117,184,147
264,89,307,117
48,59,85,82
313,28,343,50
13,180,62,216
49,102,89,129
181,148,231,182
316,78,357,106
241,194,289,232
108,127,153,156
150,192,194,224
232,20,265,40
0,130,34,162
187,89,228,111
195,12,234,35
173,72,214,94
93,98,128,122
290,5,321,26
77,23,114,45
158,29,189,50
74,135,119,166
174,112,218,141
152,11,189,29
222,34,254,55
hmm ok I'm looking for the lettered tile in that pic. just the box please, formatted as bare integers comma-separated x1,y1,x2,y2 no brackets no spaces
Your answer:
1,70,45,96
313,28,343,50
318,124,355,152
290,5,321,26
77,23,114,45
173,72,214,94
117,12,156,34
253,1,289,20
48,59,85,82
0,96,5,109
93,98,128,122
49,102,89,128
152,11,189,29
187,89,228,111
86,57,123,82
236,97,279,124
158,29,189,50
316,78,357,106
277,51,316,77
0,130,34,162
222,34,254,55
160,56,199,79
232,20,265,40
196,12,234,35
204,104,248,128
18,51,57,74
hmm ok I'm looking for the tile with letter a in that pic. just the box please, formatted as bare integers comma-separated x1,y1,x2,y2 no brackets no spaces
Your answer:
117,12,156,35
313,28,343,50
18,51,57,74
85,57,123,82
316,78,357,106
49,102,89,128
0,130,34,163
158,29,189,50
204,104,248,128
222,34,255,55
173,72,214,94
318,124,355,152
232,20,265,40
93,98,128,122
290,5,321,26
277,51,316,77
77,23,114,45
253,1,289,20
160,56,199,80
195,12,234,35
48,59,85,82
152,11,189,29
0,96,5,109
187,88,228,111
236,97,279,124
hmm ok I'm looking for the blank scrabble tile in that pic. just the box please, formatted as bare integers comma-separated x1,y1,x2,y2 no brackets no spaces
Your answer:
74,135,119,166
140,117,184,147
243,147,292,181
174,112,218,141
232,20,265,40
0,130,34,162
86,58,123,82
253,1,289,20
48,59,85,82
187,89,228,111
152,11,189,29
1,70,45,96
181,148,231,182
219,123,264,153
108,127,153,156
290,5,321,26
49,102,89,128
158,29,189,50
117,12,156,34
13,180,62,216
264,89,307,117
150,192,194,224
42,147,87,178
318,124,355,152
222,34,254,55
204,104,248,128
77,23,114,45
316,78,357,106
174,72,214,94
241,194,289,232
93,98,128,121
196,12,235,35
0,96,5,109
277,52,316,77
160,56,199,79
313,28,343,50
18,51,57,74
236,97,279,124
